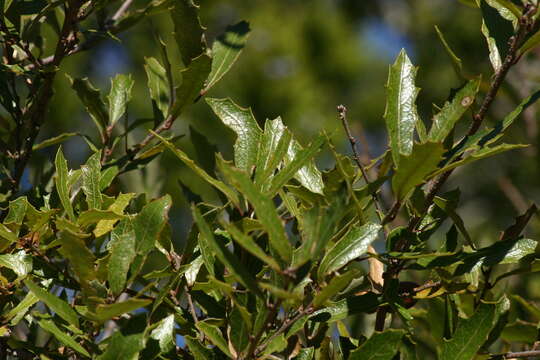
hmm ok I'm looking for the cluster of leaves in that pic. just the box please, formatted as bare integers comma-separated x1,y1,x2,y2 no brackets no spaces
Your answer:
1,0,540,359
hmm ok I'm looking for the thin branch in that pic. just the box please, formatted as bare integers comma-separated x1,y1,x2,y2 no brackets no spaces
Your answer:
497,349,540,358
254,305,314,356
185,286,199,324
10,0,82,198
112,0,135,21
337,105,386,223
245,299,285,359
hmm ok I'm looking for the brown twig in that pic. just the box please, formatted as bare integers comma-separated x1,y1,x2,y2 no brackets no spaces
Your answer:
254,305,314,356
496,349,540,358
112,0,135,21
9,0,82,198
337,105,386,223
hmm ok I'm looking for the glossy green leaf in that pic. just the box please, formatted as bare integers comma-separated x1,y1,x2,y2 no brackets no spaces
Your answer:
501,320,537,343
144,57,170,118
68,76,108,134
384,49,419,166
294,192,347,267
133,195,171,255
207,98,262,172
94,193,134,237
204,21,250,92
296,347,315,360
479,0,514,71
55,147,75,221
91,298,151,322
349,329,406,360
313,268,362,308
192,205,262,297
520,29,540,56
435,25,463,78
99,166,119,191
38,319,90,357
58,231,96,283
311,292,380,323
170,0,206,66
392,142,445,200
0,223,18,246
450,90,540,162
428,78,480,142
439,301,500,360
185,336,213,360
170,53,212,119
4,291,38,325
511,295,540,321
286,135,324,194
81,151,102,210
221,221,281,271
229,306,249,355
4,196,27,230
78,209,125,227
254,117,292,190
268,133,325,195
0,250,31,279
24,279,79,327
261,334,287,356
486,0,521,19
480,238,537,266
97,331,145,360
108,218,137,295
33,132,77,151
108,73,134,127
154,132,239,207
196,321,232,357
149,314,175,354
482,18,501,71
431,143,528,178
217,157,292,263
319,223,381,277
